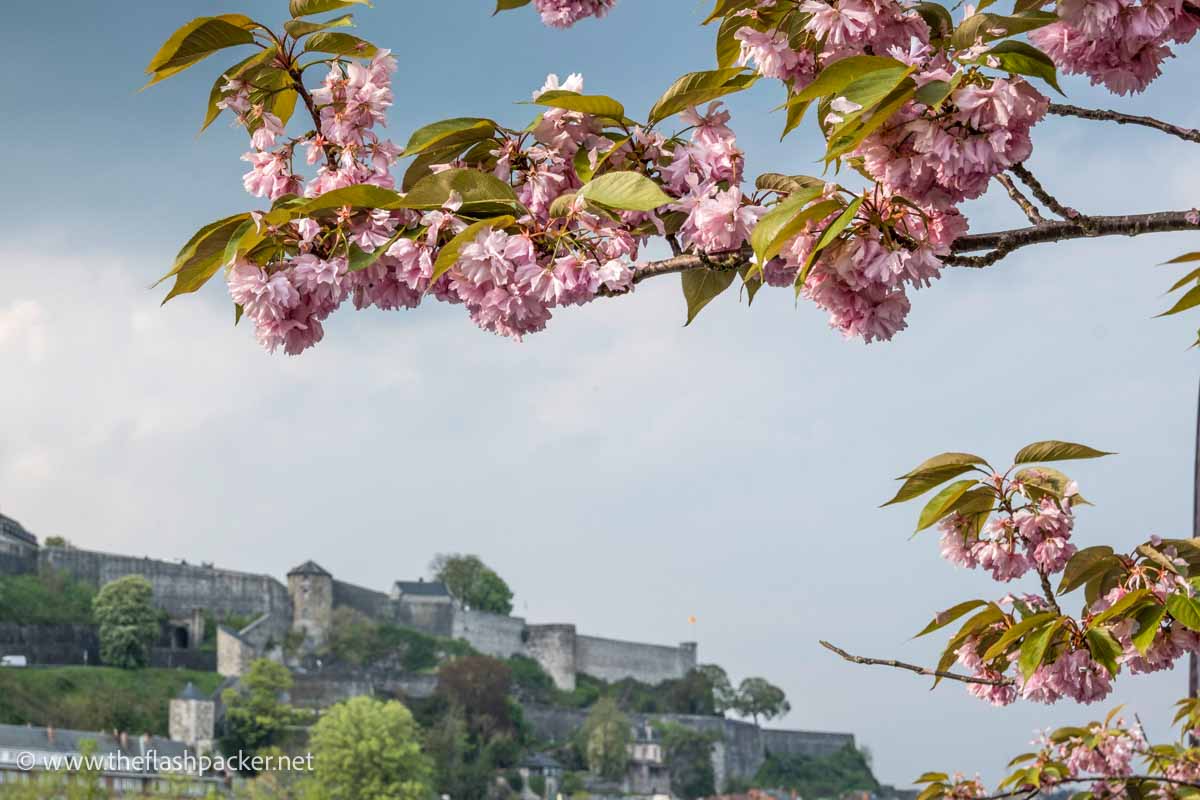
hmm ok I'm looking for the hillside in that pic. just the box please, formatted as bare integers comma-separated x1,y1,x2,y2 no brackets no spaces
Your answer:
0,666,224,735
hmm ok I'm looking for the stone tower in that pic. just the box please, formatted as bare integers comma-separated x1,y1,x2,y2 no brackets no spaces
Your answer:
168,682,215,756
287,560,333,649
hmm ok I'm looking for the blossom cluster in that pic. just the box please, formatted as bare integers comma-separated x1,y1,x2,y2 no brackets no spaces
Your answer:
223,63,671,351
1030,0,1200,95
533,0,616,28
938,477,1078,582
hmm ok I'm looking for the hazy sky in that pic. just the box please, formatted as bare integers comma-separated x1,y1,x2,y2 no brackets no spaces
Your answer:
3,0,1200,786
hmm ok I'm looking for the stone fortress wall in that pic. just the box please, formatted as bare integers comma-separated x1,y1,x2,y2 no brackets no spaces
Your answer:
0,513,695,690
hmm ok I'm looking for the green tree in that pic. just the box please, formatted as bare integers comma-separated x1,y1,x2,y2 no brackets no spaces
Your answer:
220,659,297,764
581,697,630,781
425,704,491,800
753,745,879,798
308,696,432,800
436,655,515,740
733,677,790,727
92,576,159,669
0,569,94,625
657,723,717,800
695,664,736,715
430,553,514,614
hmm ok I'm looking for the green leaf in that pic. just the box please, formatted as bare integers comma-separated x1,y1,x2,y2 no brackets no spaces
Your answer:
1018,618,1063,680
200,50,272,133
823,81,916,162
1159,284,1200,317
402,168,523,215
981,612,1058,661
1167,267,1200,294
1164,251,1200,265
755,174,825,195
883,464,980,506
914,599,988,638
916,480,978,531
914,79,955,108
1167,593,1200,632
715,15,744,68
303,32,377,57
981,40,1063,94
750,190,831,265
144,15,257,88
914,2,954,37
951,11,1056,50
403,118,497,158
795,196,864,292
902,452,989,478
531,90,626,121
836,67,914,112
284,13,355,38
648,68,758,124
1015,466,1088,505
681,268,738,326
157,214,252,303
1090,589,1152,627
1013,441,1114,464
494,0,532,10
577,171,673,212
791,56,906,103
1085,628,1122,677
573,136,630,183
1131,604,1166,655
1057,546,1118,595
296,184,405,216
430,216,517,284
289,0,371,18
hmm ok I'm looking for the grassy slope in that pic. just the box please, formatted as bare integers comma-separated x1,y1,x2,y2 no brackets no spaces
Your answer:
0,666,223,735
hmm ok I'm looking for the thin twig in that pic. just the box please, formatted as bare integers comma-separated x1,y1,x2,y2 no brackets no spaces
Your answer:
995,174,1045,224
1049,102,1200,145
819,640,1015,686
1009,163,1082,222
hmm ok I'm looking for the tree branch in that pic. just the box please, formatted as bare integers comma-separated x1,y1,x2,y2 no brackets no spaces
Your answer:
1049,102,1200,145
995,173,1045,224
625,210,1200,283
818,640,1015,686
1008,163,1080,222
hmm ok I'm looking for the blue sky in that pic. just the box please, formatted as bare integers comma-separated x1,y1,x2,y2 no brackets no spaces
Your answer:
3,0,1200,785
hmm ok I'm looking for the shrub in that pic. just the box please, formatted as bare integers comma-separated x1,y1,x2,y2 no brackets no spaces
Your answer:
528,774,547,797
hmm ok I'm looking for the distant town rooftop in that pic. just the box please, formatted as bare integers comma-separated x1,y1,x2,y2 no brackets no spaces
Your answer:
394,579,450,597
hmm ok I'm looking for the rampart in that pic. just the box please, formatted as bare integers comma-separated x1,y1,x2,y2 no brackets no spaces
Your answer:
39,547,289,620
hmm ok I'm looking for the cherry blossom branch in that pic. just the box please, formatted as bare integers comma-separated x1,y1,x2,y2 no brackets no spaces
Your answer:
978,775,1200,800
1048,102,1200,145
624,210,1200,282
818,640,1016,686
288,66,337,170
995,173,1045,224
1009,163,1080,222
